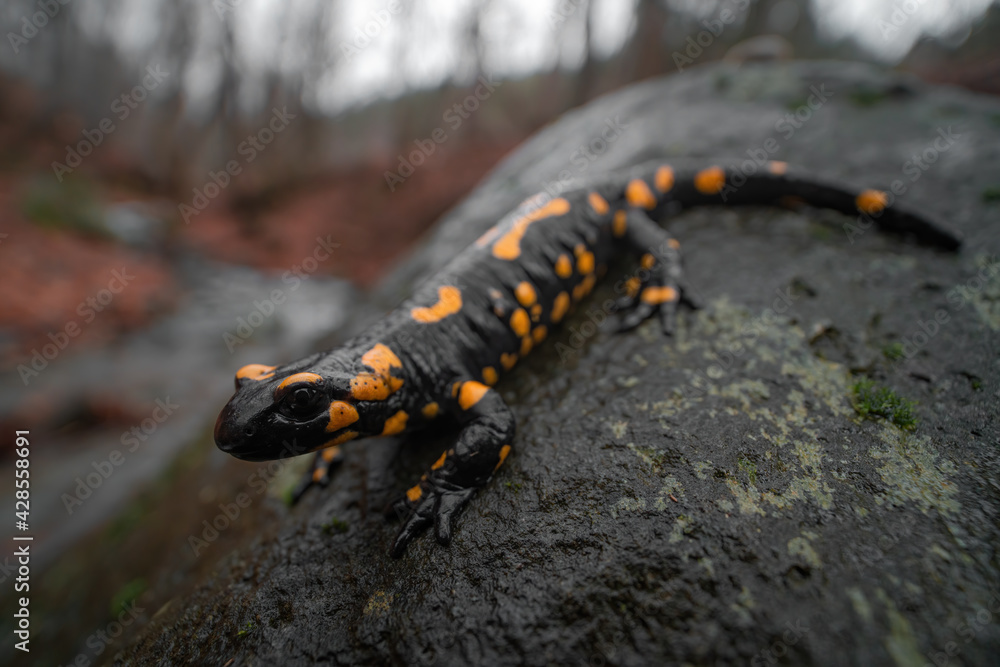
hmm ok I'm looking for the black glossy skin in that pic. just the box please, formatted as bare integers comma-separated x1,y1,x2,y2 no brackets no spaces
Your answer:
214,159,961,557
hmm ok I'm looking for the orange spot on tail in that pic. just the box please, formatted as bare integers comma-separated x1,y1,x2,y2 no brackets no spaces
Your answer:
406,485,423,502
856,189,888,214
695,166,726,194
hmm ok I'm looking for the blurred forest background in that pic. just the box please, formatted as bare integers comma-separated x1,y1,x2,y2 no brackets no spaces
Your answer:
0,0,998,664
1,0,998,360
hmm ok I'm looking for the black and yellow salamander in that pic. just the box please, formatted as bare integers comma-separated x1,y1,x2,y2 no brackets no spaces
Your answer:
214,160,961,557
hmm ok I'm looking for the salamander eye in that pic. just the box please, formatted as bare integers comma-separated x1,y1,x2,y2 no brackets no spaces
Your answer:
281,386,324,419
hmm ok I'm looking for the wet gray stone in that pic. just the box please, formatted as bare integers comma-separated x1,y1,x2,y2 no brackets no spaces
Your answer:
117,61,1000,666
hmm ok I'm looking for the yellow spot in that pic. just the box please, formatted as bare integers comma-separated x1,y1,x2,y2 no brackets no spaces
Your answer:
515,282,537,306
483,366,498,386
532,326,547,344
856,189,888,214
236,364,275,383
520,336,533,356
321,445,341,462
641,286,679,305
551,292,570,323
500,352,518,370
641,253,655,270
421,402,439,419
406,485,423,502
351,375,390,401
451,382,461,398
431,452,448,470
325,430,357,447
326,401,360,432
351,343,404,401
655,165,675,192
625,277,641,298
555,254,573,278
573,283,586,301
580,274,596,296
276,372,322,393
530,303,542,321
612,210,627,237
411,285,462,323
626,179,657,209
494,444,511,471
458,381,490,410
510,308,530,337
381,410,408,436
312,468,324,482
575,244,595,275
668,238,680,250
493,198,571,260
695,166,726,194
769,161,788,175
588,192,610,215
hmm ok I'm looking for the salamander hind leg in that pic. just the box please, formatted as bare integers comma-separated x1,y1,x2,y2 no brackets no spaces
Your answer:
615,208,701,335
385,380,515,557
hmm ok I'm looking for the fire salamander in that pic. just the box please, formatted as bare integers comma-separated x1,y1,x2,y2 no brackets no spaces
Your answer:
214,160,961,557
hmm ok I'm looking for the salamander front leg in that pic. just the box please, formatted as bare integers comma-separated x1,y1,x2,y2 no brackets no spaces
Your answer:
615,208,701,334
386,381,515,557
289,445,345,504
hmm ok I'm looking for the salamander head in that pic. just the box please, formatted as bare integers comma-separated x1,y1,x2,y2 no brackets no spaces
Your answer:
214,359,361,461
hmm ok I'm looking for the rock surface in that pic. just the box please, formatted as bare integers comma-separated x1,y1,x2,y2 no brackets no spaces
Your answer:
117,61,1000,666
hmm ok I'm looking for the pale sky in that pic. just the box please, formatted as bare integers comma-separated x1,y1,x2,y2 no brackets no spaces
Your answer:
68,0,999,116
